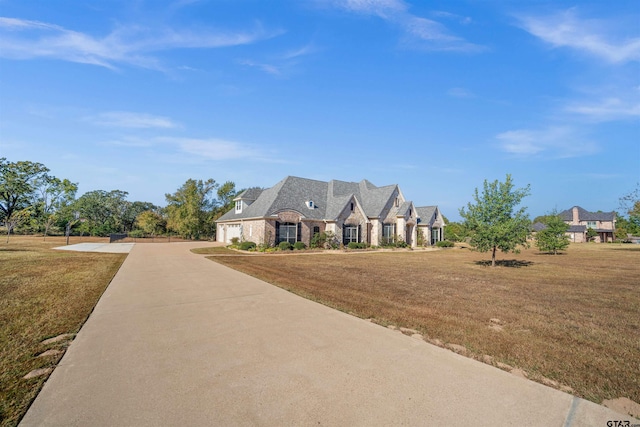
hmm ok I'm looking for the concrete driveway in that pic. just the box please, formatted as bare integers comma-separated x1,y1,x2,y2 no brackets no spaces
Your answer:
20,242,633,426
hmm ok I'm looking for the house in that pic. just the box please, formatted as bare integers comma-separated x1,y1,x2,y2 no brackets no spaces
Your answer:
558,206,616,243
215,176,445,248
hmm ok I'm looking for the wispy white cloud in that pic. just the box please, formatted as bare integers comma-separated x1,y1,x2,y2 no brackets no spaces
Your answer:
447,87,474,98
320,0,483,52
238,59,282,76
103,134,276,162
430,11,472,25
88,111,179,129
565,96,640,121
162,137,269,161
0,17,282,70
516,8,640,64
240,42,317,76
496,126,599,158
331,0,407,18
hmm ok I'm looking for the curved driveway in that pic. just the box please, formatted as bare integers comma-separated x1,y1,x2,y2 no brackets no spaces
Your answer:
21,242,632,426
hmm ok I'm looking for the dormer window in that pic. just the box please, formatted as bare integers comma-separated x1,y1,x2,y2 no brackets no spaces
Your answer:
235,200,242,213
307,200,315,209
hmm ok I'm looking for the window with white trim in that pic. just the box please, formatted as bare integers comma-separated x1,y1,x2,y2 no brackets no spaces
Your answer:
235,200,242,213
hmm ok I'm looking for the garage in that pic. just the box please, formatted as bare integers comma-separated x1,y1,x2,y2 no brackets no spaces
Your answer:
223,223,242,243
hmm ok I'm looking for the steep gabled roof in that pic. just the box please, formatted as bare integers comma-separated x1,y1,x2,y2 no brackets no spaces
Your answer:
559,206,616,222
416,206,436,223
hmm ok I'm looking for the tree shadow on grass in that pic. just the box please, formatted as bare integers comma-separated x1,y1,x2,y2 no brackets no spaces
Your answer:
612,246,640,252
475,259,534,268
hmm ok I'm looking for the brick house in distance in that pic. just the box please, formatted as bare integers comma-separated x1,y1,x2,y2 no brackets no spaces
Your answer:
216,176,445,248
559,206,616,243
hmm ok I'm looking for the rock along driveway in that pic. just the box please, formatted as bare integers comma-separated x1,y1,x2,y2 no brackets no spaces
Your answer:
21,242,633,426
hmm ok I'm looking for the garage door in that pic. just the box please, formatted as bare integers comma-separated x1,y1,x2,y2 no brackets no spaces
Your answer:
225,224,242,243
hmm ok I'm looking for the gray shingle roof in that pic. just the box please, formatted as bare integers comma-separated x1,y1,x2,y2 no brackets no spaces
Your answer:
235,187,263,201
216,176,407,222
416,206,445,227
559,206,616,221
416,206,436,223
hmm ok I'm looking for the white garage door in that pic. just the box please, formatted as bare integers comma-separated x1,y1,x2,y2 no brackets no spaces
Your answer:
225,224,242,243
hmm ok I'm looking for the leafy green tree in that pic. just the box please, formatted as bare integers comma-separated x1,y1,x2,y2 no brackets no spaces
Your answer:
165,179,218,239
444,221,467,242
0,158,49,224
72,190,130,236
122,201,159,232
135,210,166,237
216,181,237,212
535,213,570,254
586,227,598,242
619,183,640,237
615,215,640,241
459,174,531,267
33,176,78,239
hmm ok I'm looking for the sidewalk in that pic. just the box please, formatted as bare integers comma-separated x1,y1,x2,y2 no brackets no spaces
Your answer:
20,242,634,426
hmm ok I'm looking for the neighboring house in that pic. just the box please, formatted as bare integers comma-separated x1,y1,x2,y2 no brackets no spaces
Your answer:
558,206,616,243
216,176,445,248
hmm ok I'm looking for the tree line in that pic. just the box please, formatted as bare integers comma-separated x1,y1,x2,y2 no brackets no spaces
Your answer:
0,158,239,241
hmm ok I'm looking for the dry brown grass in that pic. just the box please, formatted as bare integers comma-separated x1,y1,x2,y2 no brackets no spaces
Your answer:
0,236,125,427
209,243,640,405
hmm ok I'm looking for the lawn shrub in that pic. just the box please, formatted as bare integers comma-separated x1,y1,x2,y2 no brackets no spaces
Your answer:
435,240,454,248
230,237,240,246
128,230,145,238
347,242,367,249
278,241,293,251
239,241,256,251
293,242,306,250
311,231,339,249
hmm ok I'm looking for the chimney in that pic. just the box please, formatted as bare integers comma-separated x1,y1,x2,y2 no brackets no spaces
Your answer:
572,206,579,225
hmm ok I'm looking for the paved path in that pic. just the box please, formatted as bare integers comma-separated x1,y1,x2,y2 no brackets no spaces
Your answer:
53,242,135,253
21,243,633,426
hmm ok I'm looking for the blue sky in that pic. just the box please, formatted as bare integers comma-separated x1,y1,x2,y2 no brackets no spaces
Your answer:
1,0,638,221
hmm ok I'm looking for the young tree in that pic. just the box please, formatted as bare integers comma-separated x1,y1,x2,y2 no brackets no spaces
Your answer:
459,174,531,267
165,179,218,239
535,213,570,254
4,207,31,243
